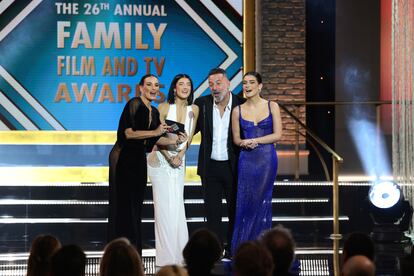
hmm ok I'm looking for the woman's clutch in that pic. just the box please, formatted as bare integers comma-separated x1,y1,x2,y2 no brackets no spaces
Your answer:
165,119,185,134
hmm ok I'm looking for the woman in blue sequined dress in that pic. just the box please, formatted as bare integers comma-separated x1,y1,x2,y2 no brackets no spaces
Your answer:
231,71,283,254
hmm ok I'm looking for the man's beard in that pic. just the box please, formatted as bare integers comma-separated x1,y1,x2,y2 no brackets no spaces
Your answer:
213,92,226,103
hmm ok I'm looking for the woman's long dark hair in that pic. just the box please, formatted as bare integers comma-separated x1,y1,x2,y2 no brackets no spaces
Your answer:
243,71,263,84
138,74,158,86
167,74,194,105
27,235,61,276
100,238,144,276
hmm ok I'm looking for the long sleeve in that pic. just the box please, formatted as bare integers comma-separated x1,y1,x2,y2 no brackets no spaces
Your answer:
116,97,141,146
144,107,162,152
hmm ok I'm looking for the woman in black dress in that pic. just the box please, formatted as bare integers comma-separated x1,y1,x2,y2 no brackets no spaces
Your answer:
108,74,185,255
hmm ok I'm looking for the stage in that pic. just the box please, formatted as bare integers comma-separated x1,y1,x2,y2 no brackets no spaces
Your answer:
1,0,413,275
0,179,398,275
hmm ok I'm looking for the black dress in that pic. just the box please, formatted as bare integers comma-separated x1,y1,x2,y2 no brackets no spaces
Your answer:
107,97,161,254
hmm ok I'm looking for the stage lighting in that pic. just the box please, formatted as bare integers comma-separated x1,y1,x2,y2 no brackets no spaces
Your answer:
368,181,413,242
369,180,401,209
368,181,413,274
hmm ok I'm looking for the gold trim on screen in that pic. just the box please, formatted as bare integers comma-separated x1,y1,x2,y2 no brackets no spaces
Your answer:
0,166,201,183
0,131,201,145
243,0,255,73
0,131,116,144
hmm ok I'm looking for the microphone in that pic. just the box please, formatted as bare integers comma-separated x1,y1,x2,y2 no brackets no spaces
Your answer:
188,110,195,134
188,110,195,119
202,102,207,223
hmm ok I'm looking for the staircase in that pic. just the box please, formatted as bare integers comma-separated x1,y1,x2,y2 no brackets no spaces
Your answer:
0,180,372,253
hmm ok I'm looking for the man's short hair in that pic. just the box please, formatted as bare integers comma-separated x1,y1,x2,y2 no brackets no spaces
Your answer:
183,228,222,274
261,224,295,275
342,255,375,276
233,241,273,276
208,68,227,78
100,238,144,276
399,252,414,276
343,232,375,262
51,245,86,276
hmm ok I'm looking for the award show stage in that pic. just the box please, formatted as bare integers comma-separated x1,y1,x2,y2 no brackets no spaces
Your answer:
0,169,375,275
1,0,413,275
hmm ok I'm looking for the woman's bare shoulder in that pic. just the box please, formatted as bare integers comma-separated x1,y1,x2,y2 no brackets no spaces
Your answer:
158,102,170,112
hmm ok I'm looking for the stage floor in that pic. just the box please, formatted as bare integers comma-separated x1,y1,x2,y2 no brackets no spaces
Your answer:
0,180,359,253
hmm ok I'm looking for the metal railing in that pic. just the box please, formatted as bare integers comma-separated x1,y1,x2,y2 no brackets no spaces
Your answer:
275,100,392,276
277,101,343,275
278,100,391,180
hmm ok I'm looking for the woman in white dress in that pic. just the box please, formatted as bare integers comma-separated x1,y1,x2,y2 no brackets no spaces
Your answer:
147,74,199,267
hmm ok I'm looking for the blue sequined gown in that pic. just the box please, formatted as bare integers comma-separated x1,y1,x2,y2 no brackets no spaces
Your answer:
231,102,278,254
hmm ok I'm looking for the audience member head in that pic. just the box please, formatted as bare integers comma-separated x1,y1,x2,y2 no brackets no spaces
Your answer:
398,246,414,276
27,234,61,276
233,241,273,276
183,228,222,275
50,244,86,276
100,237,144,276
156,265,188,276
167,74,194,105
261,224,295,275
342,232,375,263
342,255,375,276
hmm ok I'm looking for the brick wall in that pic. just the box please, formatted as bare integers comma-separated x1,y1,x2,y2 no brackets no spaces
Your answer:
259,0,306,146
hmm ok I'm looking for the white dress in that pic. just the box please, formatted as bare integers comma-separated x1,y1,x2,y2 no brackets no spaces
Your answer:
147,104,192,266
